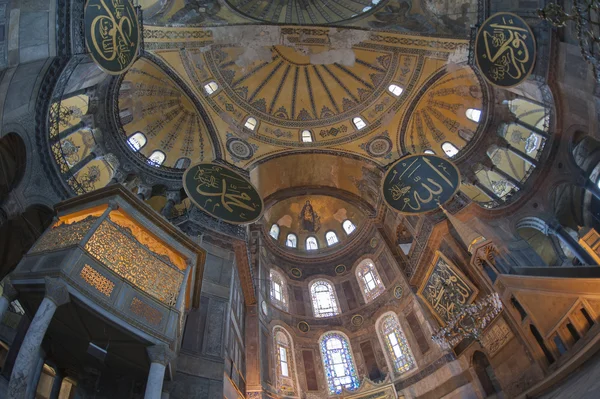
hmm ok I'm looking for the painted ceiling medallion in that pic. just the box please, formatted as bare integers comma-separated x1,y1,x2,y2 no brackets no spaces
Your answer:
335,264,347,275
363,132,393,158
224,0,387,25
226,137,254,160
394,285,404,299
298,321,310,333
290,268,302,278
351,314,364,326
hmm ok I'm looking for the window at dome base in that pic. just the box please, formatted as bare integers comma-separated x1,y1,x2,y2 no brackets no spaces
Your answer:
466,108,482,123
442,142,459,158
203,81,219,95
174,157,191,169
424,149,435,155
286,233,297,248
306,236,318,250
388,84,404,96
310,280,339,318
325,231,339,246
270,224,280,240
244,117,258,131
301,130,313,143
319,332,360,394
353,117,366,130
147,150,165,166
127,132,146,151
343,220,356,235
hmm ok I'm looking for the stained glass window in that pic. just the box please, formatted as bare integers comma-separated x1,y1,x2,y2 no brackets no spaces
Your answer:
270,269,288,311
204,81,219,95
466,108,482,123
353,117,366,130
310,280,339,317
325,231,339,246
320,332,360,394
342,220,356,235
270,224,280,240
274,327,297,395
286,233,297,248
245,117,258,130
378,313,415,375
148,150,165,166
441,142,459,158
301,130,313,142
355,259,385,302
388,84,404,96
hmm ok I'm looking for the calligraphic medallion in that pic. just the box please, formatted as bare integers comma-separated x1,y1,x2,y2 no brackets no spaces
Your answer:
382,154,460,215
183,163,264,225
475,12,536,88
418,251,479,324
84,0,140,75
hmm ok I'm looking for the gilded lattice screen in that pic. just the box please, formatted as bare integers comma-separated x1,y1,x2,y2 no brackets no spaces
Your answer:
85,220,183,306
31,216,99,253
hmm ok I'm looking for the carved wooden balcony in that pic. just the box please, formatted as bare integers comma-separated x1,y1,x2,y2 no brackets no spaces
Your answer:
10,185,205,347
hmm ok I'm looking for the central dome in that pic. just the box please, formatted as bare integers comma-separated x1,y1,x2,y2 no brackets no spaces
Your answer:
224,0,386,25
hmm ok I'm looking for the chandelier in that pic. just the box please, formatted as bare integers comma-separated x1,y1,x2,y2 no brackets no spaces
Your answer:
538,1,600,81
431,280,503,350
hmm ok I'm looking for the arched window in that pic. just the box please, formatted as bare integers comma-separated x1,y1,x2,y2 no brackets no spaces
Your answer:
342,220,356,235
325,231,339,246
355,259,385,302
466,108,482,123
319,332,360,394
203,81,219,95
377,313,416,376
388,84,404,96
127,132,146,151
286,233,297,248
310,280,339,317
274,327,298,395
245,117,258,130
270,224,280,240
441,142,459,158
306,236,318,250
424,149,435,155
301,130,313,143
174,157,191,169
148,150,165,166
270,269,288,311
353,117,366,130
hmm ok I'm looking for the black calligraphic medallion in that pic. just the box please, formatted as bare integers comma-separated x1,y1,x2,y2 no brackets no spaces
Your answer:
382,154,460,214
183,163,264,225
84,0,140,75
475,12,536,88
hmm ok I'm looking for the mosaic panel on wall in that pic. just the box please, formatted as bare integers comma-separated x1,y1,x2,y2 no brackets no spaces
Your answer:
418,251,478,324
85,219,183,306
320,332,360,394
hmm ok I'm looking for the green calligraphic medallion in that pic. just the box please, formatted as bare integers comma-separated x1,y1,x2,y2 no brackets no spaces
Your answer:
382,154,460,215
475,12,536,88
183,163,264,225
84,0,140,75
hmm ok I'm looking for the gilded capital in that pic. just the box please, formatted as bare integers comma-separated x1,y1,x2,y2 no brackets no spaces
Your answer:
146,344,176,365
2,279,18,301
44,277,70,307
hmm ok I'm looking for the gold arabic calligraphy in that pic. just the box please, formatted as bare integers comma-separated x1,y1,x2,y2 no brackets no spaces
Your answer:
387,157,456,212
422,258,474,322
88,0,137,70
482,16,531,82
193,167,259,221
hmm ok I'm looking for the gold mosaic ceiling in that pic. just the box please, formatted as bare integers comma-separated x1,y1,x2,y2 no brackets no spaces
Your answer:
139,26,484,168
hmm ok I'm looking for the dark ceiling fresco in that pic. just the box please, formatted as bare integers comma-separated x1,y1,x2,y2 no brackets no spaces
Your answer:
140,0,476,36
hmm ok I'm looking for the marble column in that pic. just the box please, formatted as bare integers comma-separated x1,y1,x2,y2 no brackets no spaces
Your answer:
8,278,70,399
548,223,597,266
144,345,175,399
161,191,180,218
0,279,18,322
137,184,152,201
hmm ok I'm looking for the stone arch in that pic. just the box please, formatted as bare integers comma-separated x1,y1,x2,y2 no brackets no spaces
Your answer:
515,217,566,266
0,133,27,203
472,350,501,396
0,204,54,279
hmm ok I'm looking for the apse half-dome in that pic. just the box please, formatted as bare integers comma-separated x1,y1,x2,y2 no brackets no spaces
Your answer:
117,58,214,169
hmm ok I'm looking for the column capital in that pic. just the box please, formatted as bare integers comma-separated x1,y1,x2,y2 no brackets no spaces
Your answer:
2,279,18,301
137,184,153,201
146,344,176,366
165,190,181,203
44,278,70,307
